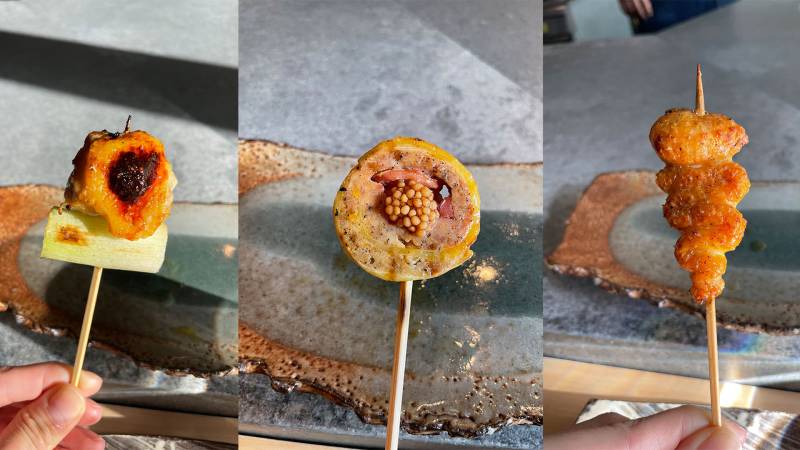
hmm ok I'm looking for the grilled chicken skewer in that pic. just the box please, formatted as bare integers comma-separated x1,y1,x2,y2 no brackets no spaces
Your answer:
650,66,750,427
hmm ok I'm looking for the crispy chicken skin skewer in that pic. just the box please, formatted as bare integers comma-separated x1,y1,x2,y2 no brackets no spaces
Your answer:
650,69,750,303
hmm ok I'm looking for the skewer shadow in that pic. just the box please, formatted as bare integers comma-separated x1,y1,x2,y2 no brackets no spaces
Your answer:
37,262,236,374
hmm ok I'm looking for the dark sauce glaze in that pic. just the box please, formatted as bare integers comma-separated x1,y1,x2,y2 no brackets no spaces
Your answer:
109,151,159,203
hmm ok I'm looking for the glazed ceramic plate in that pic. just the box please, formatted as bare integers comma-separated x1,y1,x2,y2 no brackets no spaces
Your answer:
0,185,238,375
238,141,543,437
548,171,800,334
578,400,800,450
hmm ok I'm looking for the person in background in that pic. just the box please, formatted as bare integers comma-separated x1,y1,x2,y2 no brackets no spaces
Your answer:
619,0,738,34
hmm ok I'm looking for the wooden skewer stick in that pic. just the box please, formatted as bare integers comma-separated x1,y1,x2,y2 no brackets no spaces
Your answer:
695,64,705,116
385,280,413,450
71,266,103,387
706,299,721,427
696,64,721,426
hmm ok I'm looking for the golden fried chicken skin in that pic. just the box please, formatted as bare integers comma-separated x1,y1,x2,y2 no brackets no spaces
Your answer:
650,108,750,302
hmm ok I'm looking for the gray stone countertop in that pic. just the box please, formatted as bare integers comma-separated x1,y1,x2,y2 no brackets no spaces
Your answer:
0,0,237,68
544,0,800,388
0,0,238,416
239,0,542,164
239,0,542,448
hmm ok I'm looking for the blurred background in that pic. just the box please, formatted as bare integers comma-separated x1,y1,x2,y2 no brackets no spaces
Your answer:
545,0,739,43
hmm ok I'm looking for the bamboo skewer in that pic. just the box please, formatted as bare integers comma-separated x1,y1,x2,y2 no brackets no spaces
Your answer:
706,300,721,427
385,280,413,450
71,266,103,386
695,64,721,427
695,64,705,116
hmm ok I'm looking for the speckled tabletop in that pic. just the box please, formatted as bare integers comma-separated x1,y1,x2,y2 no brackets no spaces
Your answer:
544,0,800,389
0,0,238,416
239,0,542,448
240,374,542,450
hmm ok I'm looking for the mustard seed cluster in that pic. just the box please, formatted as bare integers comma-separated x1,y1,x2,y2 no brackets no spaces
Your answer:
383,180,439,236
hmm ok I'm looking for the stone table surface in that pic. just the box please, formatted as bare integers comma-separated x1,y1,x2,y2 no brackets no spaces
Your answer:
544,0,800,389
239,0,542,448
0,0,238,67
0,0,238,416
239,0,542,164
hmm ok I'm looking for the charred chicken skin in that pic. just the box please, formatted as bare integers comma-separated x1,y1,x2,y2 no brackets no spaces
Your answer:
65,128,177,240
650,108,750,302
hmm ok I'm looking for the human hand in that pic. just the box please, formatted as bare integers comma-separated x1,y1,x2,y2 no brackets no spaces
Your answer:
619,0,654,20
546,405,747,450
0,362,105,450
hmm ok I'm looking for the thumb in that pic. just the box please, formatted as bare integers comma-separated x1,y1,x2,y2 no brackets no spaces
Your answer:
676,423,745,450
0,383,86,450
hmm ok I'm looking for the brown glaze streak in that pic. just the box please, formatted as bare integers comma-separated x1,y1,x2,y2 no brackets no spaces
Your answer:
238,140,353,195
240,324,542,437
238,140,543,436
109,151,160,204
56,225,87,246
0,184,234,377
546,171,798,335
0,185,62,320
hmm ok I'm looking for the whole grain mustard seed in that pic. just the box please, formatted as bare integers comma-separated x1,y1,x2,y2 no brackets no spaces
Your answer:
384,180,440,236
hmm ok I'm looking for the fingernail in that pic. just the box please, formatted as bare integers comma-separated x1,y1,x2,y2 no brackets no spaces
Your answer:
47,384,85,426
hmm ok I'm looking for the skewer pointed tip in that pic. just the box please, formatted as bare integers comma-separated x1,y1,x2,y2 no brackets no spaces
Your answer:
695,64,705,116
124,115,132,133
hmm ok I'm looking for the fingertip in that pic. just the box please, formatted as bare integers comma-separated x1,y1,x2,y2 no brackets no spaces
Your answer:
724,419,747,443
677,424,743,450
700,425,742,450
78,371,103,395
88,432,107,450
80,400,104,426
59,427,106,450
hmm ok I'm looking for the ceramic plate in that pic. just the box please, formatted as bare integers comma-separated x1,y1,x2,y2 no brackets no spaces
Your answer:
0,185,238,375
548,171,800,334
238,140,543,437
